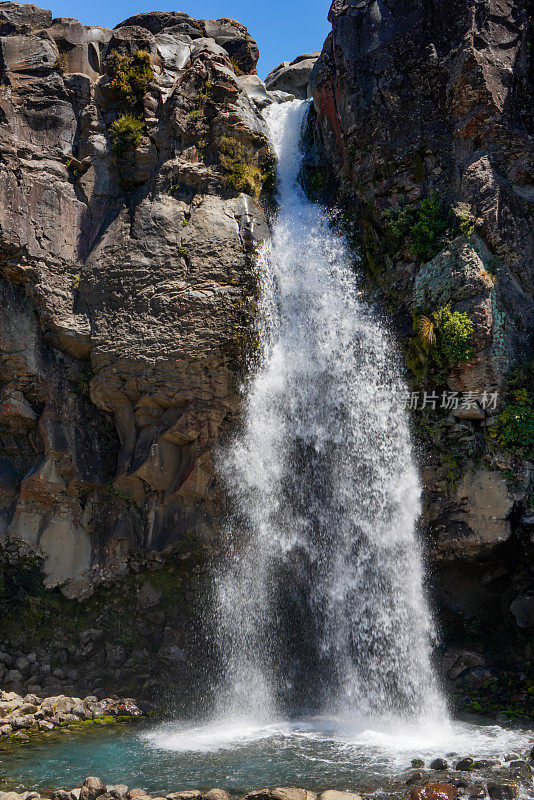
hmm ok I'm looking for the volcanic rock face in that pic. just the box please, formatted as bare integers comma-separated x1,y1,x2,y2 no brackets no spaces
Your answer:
311,0,533,382
0,2,271,596
311,1,534,670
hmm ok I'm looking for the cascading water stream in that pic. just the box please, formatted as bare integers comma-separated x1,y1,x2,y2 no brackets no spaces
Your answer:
215,99,447,728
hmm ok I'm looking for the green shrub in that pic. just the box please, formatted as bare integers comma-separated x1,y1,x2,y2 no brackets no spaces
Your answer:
229,57,243,76
382,192,448,260
106,50,154,111
410,192,448,259
490,389,534,454
437,304,474,365
109,114,144,155
306,168,325,198
413,304,474,381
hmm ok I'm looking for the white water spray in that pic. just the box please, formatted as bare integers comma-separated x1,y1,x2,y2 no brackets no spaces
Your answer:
215,100,446,727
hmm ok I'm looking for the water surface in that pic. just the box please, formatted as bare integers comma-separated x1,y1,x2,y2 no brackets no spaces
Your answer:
1,716,532,797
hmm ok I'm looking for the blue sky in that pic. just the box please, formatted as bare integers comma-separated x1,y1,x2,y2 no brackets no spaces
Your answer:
45,0,331,77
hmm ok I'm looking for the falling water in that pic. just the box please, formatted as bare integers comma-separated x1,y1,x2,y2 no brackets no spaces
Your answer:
215,100,446,727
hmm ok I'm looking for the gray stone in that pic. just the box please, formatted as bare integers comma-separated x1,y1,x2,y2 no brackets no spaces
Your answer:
265,53,320,99
5,669,23,683
0,2,53,31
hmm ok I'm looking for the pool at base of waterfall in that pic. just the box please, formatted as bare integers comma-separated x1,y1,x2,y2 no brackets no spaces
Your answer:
1,716,533,798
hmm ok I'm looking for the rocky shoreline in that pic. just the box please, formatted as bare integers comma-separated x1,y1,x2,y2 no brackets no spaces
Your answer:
0,691,144,739
1,771,534,800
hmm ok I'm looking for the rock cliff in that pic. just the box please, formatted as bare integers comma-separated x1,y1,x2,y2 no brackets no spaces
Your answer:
0,2,274,600
311,0,534,698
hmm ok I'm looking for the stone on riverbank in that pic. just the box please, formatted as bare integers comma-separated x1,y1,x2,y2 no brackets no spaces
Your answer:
317,792,363,800
409,784,458,800
0,693,142,738
80,778,107,800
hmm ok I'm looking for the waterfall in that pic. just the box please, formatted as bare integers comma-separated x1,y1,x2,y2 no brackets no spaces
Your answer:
214,99,446,727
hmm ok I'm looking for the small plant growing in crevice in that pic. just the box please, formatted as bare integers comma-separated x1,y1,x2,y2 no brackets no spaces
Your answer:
452,202,480,236
104,481,131,502
104,51,153,162
54,52,68,74
220,136,262,196
72,362,94,397
305,167,325,200
229,57,244,76
189,81,212,119
109,114,144,155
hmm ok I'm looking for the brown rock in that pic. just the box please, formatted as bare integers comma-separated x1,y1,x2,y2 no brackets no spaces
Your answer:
80,778,106,800
409,784,459,800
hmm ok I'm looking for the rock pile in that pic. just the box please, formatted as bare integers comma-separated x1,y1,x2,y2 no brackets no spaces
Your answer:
0,787,359,800
0,692,142,738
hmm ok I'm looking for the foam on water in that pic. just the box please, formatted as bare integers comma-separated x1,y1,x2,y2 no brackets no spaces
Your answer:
144,717,530,765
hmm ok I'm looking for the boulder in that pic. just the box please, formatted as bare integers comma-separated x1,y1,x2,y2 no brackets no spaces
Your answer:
318,793,364,800
455,758,475,771
114,11,199,35
79,778,106,800
430,759,448,771
272,792,316,800
265,53,320,99
431,470,513,560
5,669,23,684
510,595,534,629
200,18,259,73
507,760,532,782
165,794,201,800
202,792,230,800
10,715,33,729
51,792,72,800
